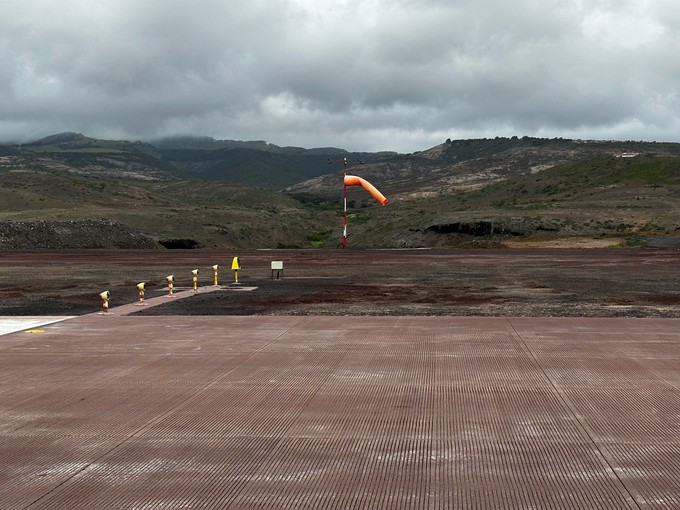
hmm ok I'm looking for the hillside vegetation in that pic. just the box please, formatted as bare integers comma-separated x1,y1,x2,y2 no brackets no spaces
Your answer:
0,165,336,249
2,132,680,249
338,154,680,248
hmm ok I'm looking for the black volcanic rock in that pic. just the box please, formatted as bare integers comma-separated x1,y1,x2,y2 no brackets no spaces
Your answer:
0,220,160,249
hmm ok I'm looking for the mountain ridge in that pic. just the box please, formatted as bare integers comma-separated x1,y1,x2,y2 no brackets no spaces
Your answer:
3,132,680,249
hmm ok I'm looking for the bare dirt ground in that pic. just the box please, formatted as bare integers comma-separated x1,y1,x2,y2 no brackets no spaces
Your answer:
2,248,680,317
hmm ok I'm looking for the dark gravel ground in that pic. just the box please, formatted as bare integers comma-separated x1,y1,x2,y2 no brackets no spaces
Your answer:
2,248,680,317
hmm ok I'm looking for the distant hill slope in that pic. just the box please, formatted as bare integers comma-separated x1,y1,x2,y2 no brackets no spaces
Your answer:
6,132,178,181
3,132,680,249
158,146,394,189
330,152,680,249
152,135,398,189
6,132,398,189
287,137,680,200
0,162,337,249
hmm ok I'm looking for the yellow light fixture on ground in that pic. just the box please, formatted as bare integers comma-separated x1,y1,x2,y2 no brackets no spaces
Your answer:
192,269,199,292
137,282,146,304
99,290,110,313
231,257,241,284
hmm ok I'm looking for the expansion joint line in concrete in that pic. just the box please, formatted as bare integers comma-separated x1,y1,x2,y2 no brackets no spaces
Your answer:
505,319,644,510
22,316,307,510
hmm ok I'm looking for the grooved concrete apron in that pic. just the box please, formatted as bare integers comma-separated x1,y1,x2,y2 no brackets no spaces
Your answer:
1,303,679,508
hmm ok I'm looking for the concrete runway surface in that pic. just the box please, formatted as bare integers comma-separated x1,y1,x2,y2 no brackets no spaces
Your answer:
1,309,679,509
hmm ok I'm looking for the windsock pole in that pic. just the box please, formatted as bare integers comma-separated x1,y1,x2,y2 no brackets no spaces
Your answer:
343,157,348,248
333,156,381,249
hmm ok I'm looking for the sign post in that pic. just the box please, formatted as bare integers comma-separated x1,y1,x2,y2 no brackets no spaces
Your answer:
271,260,284,279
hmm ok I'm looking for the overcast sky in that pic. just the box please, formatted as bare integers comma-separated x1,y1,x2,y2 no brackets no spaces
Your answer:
2,0,679,152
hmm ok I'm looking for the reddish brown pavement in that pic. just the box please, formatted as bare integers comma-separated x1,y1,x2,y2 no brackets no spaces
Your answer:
1,314,679,509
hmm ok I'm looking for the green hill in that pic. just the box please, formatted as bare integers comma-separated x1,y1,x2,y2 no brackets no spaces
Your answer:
3,133,680,249
156,145,394,188
0,166,337,249
335,154,680,248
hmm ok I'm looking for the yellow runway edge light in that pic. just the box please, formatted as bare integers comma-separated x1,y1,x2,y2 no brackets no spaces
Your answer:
99,290,110,313
231,257,241,284
137,282,145,304
166,275,174,297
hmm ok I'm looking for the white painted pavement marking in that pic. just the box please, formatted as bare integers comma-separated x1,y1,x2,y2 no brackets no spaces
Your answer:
0,316,74,336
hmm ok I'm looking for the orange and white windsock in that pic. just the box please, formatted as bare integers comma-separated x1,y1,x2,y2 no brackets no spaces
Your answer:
344,175,388,205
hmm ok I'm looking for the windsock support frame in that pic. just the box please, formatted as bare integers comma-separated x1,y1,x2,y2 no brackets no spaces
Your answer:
331,157,387,249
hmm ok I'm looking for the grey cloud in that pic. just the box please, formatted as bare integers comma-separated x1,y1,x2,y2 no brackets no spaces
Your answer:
1,0,679,151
